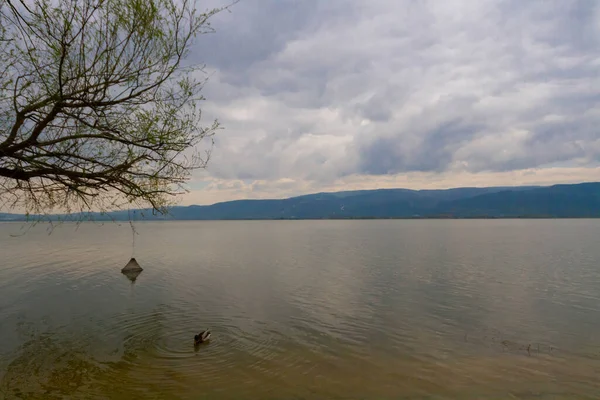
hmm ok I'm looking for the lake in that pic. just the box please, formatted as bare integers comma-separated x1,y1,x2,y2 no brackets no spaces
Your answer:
1,220,600,399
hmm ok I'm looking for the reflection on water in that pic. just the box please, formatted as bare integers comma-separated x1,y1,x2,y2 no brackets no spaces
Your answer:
1,220,600,399
122,269,142,283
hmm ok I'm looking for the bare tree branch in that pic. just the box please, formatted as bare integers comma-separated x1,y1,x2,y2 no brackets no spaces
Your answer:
0,0,237,217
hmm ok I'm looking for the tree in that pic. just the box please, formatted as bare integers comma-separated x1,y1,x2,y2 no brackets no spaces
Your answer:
0,0,232,217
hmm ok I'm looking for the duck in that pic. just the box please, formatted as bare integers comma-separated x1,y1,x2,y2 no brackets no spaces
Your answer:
194,329,211,345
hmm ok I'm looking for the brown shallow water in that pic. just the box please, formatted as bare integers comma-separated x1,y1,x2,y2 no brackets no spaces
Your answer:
1,219,600,399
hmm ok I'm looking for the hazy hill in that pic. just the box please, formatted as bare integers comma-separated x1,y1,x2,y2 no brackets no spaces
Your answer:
1,182,599,220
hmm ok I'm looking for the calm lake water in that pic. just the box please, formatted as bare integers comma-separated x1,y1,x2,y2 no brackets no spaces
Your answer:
1,220,600,399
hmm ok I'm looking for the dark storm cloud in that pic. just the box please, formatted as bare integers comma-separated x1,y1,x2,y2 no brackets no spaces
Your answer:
360,120,484,175
196,0,319,73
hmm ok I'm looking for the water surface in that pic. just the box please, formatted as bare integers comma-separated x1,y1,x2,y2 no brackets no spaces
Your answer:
1,220,600,399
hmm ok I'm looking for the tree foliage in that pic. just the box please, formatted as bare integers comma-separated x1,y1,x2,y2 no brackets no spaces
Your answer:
0,0,230,215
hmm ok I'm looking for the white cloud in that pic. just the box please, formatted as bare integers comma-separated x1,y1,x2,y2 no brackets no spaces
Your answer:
70,0,600,206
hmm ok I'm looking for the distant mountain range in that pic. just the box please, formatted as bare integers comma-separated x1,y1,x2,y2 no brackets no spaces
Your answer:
1,182,600,221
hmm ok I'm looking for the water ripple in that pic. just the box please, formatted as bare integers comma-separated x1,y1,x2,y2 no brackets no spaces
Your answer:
2,220,600,399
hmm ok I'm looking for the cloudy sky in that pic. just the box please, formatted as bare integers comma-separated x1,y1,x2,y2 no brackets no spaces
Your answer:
182,0,599,205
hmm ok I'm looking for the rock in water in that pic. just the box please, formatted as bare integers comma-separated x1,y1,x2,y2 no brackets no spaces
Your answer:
122,269,142,282
121,257,143,273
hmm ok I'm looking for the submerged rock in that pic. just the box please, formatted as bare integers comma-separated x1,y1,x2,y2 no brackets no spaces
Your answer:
121,257,143,273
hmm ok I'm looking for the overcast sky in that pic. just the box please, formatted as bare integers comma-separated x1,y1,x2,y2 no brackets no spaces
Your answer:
181,0,599,205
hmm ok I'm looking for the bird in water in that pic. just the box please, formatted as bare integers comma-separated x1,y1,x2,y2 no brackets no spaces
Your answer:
194,330,211,346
